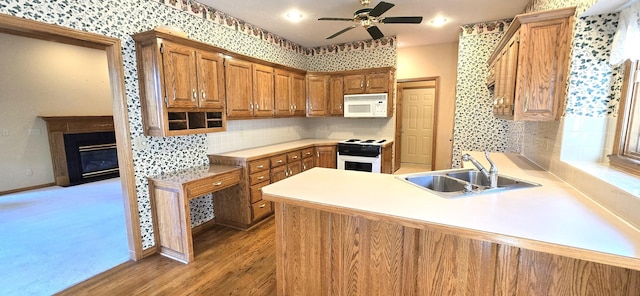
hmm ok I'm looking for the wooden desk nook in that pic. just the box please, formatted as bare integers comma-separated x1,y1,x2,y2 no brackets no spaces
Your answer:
148,165,241,263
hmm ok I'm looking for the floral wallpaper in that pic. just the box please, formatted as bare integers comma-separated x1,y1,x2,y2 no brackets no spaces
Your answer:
452,22,523,168
0,0,396,250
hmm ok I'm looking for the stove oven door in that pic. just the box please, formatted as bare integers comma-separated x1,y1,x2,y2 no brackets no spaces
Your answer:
337,154,381,173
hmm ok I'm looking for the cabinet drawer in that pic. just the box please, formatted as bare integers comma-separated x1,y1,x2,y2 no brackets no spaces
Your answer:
249,171,270,185
301,148,314,159
185,170,241,198
250,181,269,203
248,158,270,174
251,200,272,221
287,151,301,162
270,154,287,167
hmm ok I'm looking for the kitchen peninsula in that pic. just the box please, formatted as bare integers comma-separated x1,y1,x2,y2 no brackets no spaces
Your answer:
262,152,640,295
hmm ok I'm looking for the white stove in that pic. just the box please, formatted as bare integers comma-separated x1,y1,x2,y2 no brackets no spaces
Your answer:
337,138,387,173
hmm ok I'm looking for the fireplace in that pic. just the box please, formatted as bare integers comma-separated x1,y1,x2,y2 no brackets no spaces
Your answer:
64,131,119,185
41,116,119,186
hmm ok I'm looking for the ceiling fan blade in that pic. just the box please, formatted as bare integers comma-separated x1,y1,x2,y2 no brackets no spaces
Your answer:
366,25,384,40
327,25,357,39
318,17,354,21
369,1,395,17
381,16,423,24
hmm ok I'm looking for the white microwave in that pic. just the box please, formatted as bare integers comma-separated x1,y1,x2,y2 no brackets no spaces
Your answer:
343,93,388,118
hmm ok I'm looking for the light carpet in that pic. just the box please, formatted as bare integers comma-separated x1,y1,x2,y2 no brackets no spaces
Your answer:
0,178,129,295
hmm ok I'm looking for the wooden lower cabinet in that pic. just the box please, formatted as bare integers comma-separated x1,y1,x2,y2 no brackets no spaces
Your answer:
315,145,337,169
271,203,640,295
208,143,337,229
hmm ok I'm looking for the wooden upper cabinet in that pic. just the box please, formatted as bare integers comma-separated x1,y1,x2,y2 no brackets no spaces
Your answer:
343,71,390,94
488,7,575,121
161,41,199,108
225,58,254,118
274,69,292,117
306,74,329,117
343,74,366,94
292,73,306,117
132,31,226,136
253,64,275,117
329,76,344,116
196,51,225,109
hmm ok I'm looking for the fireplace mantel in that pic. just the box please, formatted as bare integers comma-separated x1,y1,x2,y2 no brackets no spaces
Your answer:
41,116,115,186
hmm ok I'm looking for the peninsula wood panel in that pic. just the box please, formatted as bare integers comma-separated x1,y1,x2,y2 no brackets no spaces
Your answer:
272,203,640,296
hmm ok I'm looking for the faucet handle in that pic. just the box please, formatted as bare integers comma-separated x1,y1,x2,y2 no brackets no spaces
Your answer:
484,151,498,172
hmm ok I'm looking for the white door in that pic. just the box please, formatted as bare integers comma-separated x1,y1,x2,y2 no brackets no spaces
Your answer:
401,88,435,165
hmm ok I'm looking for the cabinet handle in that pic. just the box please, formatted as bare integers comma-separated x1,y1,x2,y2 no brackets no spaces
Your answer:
257,176,264,180
255,103,259,110
289,169,293,176
257,165,264,169
250,102,254,110
214,181,223,186
201,90,206,99
360,82,363,88
292,156,298,160
303,164,306,170
293,104,297,110
259,203,267,208
192,89,197,102
317,152,320,158
285,170,289,177
277,160,283,163
367,81,370,88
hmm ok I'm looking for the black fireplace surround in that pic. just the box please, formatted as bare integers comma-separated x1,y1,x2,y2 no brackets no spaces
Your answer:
63,131,119,185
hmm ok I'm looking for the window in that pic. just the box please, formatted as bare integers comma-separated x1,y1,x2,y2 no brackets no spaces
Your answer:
609,60,640,175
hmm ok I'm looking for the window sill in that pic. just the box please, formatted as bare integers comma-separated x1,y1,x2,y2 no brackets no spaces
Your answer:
564,160,640,198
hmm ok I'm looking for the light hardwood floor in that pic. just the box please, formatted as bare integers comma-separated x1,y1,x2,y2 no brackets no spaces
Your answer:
58,217,277,295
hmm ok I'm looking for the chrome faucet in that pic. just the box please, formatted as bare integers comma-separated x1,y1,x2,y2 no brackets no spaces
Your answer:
461,151,498,189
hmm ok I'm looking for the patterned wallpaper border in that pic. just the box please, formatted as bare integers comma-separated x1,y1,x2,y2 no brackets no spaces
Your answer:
157,0,396,56
460,19,511,36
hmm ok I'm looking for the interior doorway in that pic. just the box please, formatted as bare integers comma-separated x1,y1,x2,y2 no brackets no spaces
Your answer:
395,78,440,171
0,9,140,278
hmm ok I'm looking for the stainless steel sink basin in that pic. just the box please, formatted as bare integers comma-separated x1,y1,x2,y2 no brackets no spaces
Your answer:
405,175,477,193
398,169,541,198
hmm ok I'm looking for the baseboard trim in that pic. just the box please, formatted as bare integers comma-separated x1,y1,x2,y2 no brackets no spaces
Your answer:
191,218,217,235
0,183,56,196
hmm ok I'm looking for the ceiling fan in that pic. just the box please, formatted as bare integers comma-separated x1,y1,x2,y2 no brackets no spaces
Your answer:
318,0,423,40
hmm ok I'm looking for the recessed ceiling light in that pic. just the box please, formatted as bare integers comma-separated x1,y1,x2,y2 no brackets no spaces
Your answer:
285,9,303,22
430,16,448,27
397,42,405,47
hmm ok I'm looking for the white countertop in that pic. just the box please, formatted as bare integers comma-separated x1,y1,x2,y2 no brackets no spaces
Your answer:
262,152,640,270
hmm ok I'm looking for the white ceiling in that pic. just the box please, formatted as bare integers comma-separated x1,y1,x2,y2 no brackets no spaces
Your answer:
198,0,530,48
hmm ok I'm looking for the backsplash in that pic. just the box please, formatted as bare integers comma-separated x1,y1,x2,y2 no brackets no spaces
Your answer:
207,118,309,154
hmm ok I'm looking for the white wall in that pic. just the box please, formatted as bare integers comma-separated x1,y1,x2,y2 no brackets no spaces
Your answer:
0,33,112,192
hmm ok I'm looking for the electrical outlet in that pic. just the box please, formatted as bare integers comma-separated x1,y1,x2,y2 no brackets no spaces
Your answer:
26,169,33,176
28,129,41,135
2,129,8,136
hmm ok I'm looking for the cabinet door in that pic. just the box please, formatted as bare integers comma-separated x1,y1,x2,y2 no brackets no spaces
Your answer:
253,64,275,117
501,32,520,117
288,160,302,177
316,145,337,168
306,75,329,116
343,74,366,94
274,69,292,117
161,41,198,108
271,165,287,183
225,59,253,118
292,73,307,117
516,18,569,121
196,51,225,109
329,76,344,116
302,157,315,171
365,72,390,93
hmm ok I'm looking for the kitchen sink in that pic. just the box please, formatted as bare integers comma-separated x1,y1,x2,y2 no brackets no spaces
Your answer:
398,169,540,198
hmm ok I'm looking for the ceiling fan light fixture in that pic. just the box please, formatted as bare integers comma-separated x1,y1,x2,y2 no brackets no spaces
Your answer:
285,9,303,22
430,16,448,27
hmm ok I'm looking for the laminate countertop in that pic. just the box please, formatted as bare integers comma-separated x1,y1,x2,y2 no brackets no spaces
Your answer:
262,152,640,271
209,138,392,160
